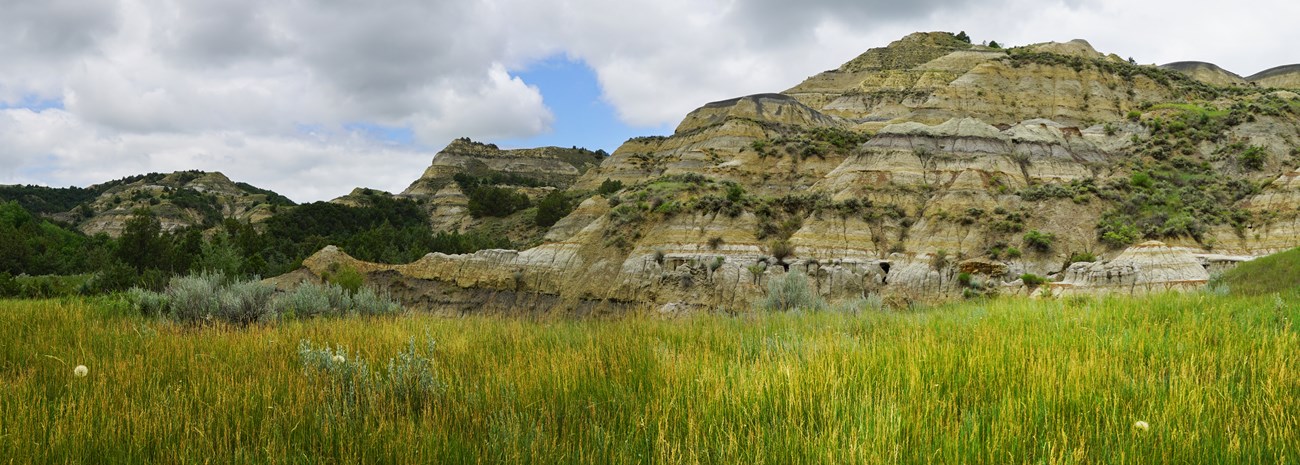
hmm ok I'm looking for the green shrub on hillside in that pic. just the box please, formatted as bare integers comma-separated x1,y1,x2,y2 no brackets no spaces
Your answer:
1023,230,1055,253
1020,273,1049,288
597,179,624,196
322,264,364,295
534,191,574,227
0,171,211,215
768,240,795,262
452,172,550,188
0,201,104,277
1068,251,1097,264
451,173,534,218
1094,158,1258,245
1239,145,1268,171
1098,220,1141,248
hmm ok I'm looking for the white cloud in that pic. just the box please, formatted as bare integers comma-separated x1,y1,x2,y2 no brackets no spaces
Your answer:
0,0,1297,201
0,107,433,201
408,64,554,145
939,0,1300,76
0,0,121,103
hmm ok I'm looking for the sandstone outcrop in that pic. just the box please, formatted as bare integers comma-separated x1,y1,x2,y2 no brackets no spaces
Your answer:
785,33,1199,128
1021,39,1106,59
400,138,603,197
396,138,606,232
675,94,848,134
1205,168,1300,254
1054,241,1209,294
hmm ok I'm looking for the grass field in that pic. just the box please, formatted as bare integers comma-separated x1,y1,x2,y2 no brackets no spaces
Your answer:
1215,247,1300,296
1,292,1297,463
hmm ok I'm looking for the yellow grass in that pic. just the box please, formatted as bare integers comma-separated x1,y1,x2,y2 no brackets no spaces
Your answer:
1,292,1297,463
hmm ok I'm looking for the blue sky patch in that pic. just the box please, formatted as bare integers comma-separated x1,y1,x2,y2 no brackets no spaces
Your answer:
344,122,417,147
501,56,671,154
0,95,64,112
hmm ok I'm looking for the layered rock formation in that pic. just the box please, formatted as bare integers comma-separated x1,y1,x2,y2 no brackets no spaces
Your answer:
397,138,606,231
784,34,1194,129
675,94,849,134
1212,168,1300,254
284,32,1300,312
1054,241,1210,294
400,139,603,197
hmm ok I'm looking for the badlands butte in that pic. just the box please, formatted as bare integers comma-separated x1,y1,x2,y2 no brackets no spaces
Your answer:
303,31,1300,313
49,32,1300,312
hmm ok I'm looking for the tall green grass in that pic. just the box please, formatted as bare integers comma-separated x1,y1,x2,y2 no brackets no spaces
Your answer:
1,292,1296,463
1215,247,1300,296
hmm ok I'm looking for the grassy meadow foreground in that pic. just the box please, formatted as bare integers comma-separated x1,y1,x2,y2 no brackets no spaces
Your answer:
1,293,1297,464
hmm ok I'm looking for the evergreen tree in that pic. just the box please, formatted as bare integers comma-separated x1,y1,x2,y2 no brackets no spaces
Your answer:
116,209,166,273
196,231,244,277
535,191,572,227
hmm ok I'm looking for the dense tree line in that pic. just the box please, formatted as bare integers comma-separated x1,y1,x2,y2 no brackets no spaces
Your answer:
0,202,199,295
0,195,509,297
0,201,103,275
0,184,100,216
0,173,173,215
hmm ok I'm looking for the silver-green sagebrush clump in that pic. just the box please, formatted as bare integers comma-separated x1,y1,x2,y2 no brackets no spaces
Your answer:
126,272,403,325
759,272,825,312
298,336,447,422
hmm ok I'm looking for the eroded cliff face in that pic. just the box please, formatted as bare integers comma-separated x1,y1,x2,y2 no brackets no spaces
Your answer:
676,94,852,134
395,138,606,232
784,35,1204,129
400,139,603,197
1054,241,1213,295
288,32,1300,313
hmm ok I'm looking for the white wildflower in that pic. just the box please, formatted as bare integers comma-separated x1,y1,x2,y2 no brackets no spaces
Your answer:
73,365,88,378
332,355,345,364
1133,420,1150,432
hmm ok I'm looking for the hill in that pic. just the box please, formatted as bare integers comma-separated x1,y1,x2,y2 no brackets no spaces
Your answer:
1160,61,1247,87
288,31,1300,312
0,173,178,216
1,171,294,237
1214,247,1300,295
1247,64,1300,88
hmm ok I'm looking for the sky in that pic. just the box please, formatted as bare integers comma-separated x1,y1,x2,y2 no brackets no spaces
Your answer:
1,0,1297,202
